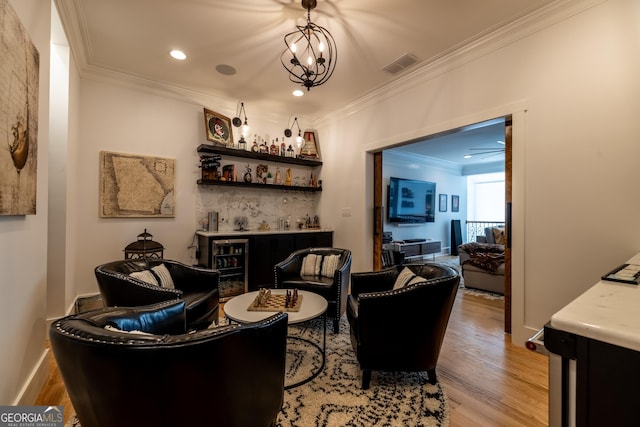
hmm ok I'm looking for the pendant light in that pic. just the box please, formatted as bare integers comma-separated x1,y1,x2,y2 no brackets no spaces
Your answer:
281,0,337,91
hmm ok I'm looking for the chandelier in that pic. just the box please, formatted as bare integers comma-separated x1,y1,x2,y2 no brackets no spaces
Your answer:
281,0,337,91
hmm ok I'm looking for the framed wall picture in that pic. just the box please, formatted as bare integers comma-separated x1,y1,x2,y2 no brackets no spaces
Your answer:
203,108,234,147
451,195,460,212
439,194,447,212
300,130,320,159
0,0,39,215
100,151,175,218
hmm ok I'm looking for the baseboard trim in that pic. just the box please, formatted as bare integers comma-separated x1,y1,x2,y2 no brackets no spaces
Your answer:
14,348,49,406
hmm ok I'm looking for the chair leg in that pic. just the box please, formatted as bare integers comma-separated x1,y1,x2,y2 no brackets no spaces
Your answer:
362,370,372,389
332,318,340,334
427,368,437,384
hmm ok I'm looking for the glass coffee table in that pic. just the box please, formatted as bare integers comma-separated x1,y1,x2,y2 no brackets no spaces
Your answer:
223,289,327,389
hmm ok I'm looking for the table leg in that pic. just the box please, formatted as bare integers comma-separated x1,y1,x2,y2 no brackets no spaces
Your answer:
284,313,326,390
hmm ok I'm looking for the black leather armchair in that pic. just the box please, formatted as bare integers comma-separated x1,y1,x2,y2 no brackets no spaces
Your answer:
347,263,460,389
49,300,288,427
95,259,219,329
274,247,352,333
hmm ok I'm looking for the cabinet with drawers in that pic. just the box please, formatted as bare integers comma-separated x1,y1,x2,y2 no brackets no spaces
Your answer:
383,240,442,262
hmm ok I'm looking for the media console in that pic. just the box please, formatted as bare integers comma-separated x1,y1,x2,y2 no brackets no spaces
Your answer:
382,240,442,262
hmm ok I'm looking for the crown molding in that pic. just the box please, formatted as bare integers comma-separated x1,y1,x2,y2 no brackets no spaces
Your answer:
80,64,289,126
319,0,606,124
54,0,90,73
383,151,462,175
383,148,505,176
55,0,604,128
82,63,232,108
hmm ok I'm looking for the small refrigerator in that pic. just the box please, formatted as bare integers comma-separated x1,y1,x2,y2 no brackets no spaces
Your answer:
199,238,248,301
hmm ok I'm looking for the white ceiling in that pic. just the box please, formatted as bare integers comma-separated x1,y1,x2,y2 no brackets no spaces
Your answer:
388,118,507,168
55,0,552,164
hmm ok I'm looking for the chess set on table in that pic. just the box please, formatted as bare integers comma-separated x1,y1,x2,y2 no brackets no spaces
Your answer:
247,288,303,312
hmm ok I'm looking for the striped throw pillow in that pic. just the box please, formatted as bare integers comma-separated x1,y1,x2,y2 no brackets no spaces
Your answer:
152,264,175,289
129,270,159,286
321,254,340,278
393,267,416,290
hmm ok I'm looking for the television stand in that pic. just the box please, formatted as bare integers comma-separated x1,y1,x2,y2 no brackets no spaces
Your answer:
383,240,442,262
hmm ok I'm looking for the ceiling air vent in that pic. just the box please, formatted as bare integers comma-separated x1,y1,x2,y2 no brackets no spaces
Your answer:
382,53,419,75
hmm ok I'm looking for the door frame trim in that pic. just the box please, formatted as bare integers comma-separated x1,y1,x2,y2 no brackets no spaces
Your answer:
368,102,527,341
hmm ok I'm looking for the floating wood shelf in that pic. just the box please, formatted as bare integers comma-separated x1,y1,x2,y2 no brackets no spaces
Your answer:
197,179,322,192
197,144,322,167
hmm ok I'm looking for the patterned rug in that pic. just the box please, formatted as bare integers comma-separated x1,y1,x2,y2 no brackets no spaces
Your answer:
278,317,449,426
65,317,449,427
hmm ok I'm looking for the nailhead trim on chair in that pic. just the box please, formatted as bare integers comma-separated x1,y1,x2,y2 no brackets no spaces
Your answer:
358,275,455,300
95,266,183,296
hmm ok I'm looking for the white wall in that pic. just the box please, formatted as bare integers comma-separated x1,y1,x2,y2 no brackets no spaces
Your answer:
0,0,51,405
48,5,72,320
383,151,467,252
71,79,318,295
316,0,640,344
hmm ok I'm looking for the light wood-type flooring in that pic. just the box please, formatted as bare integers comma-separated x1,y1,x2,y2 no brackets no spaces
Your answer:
35,288,549,426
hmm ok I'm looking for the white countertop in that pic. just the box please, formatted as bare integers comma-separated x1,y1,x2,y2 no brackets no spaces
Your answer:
196,228,332,237
550,253,640,351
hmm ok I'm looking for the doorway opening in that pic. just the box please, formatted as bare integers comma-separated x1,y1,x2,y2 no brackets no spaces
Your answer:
373,116,513,333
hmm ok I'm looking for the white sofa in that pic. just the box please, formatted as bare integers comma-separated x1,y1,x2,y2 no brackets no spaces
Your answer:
457,239,505,294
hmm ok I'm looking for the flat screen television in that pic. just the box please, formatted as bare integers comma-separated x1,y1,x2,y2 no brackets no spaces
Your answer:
387,177,436,223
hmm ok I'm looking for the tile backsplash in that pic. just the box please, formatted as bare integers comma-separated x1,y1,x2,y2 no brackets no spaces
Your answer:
196,185,319,233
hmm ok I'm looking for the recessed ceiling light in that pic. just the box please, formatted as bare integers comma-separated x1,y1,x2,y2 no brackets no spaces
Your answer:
216,64,237,76
292,90,304,97
170,50,186,60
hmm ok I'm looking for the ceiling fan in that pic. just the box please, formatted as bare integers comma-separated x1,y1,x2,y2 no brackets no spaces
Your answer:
464,141,505,159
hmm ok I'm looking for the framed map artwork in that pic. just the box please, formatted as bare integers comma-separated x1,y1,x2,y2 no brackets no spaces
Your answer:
100,151,175,218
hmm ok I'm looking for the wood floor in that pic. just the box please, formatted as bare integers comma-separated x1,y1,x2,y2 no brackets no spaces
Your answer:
439,291,548,426
35,289,548,426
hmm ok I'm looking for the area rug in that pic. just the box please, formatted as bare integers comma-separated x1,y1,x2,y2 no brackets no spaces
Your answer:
278,317,449,426
461,286,504,301
65,318,449,427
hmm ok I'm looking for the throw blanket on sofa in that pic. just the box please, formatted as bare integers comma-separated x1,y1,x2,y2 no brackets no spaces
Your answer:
459,242,504,254
462,253,504,273
459,243,505,273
